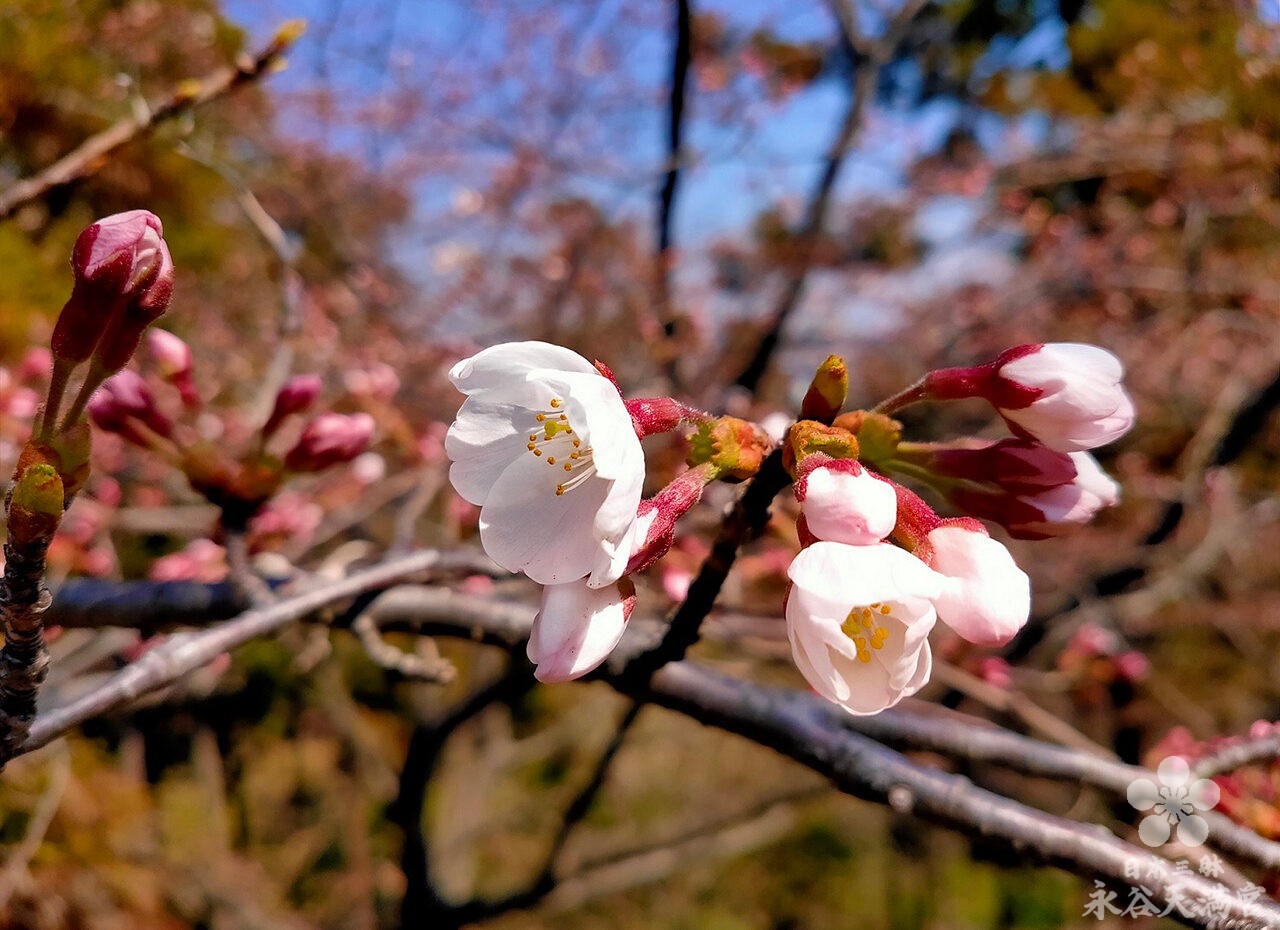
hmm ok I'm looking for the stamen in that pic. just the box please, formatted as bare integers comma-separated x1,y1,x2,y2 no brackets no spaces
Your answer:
841,602,896,663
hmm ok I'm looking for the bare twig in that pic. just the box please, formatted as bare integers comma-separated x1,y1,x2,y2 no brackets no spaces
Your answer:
653,0,692,384
0,23,304,220
350,609,455,683
730,0,927,395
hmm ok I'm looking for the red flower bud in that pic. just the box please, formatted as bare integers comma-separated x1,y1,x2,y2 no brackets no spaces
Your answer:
52,211,172,365
284,412,375,472
87,371,173,445
262,374,323,439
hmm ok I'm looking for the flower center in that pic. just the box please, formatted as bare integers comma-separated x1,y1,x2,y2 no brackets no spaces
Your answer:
839,602,894,663
525,397,596,496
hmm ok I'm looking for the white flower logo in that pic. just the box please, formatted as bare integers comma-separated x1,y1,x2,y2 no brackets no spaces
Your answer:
1126,756,1220,847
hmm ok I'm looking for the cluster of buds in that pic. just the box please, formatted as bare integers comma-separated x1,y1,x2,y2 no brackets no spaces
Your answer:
10,212,176,549
88,339,375,530
778,345,1132,714
443,339,1133,713
1153,723,1280,851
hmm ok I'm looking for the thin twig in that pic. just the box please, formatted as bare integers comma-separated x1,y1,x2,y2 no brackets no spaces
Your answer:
730,0,927,395
0,24,303,220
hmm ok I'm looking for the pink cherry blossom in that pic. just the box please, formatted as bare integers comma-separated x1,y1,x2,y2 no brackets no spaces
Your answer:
795,458,897,546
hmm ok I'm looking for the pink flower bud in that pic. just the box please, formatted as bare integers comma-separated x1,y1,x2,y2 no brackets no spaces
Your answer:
262,374,322,439
88,370,173,445
952,451,1120,539
283,412,375,472
991,344,1134,452
794,457,897,546
625,463,716,575
924,522,1030,647
53,211,174,368
527,579,636,682
921,344,1134,452
146,329,200,408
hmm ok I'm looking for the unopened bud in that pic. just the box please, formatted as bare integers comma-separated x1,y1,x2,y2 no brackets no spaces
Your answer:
51,211,170,365
262,374,322,439
799,354,847,424
88,371,173,443
783,420,858,477
7,463,64,545
284,412,375,472
686,416,771,480
832,411,901,466
147,329,201,408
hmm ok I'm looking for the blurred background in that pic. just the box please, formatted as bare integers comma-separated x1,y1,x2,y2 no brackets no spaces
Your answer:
1,0,1280,927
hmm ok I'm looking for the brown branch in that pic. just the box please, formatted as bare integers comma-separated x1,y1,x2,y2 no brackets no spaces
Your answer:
0,22,304,220
653,0,692,384
0,534,56,762
17,548,446,756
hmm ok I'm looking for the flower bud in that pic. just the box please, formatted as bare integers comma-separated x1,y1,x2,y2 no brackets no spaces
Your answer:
924,522,1030,647
146,329,201,408
7,463,64,546
794,456,897,546
88,371,174,444
262,374,322,439
686,416,771,480
626,464,716,575
911,343,1134,453
284,412,375,472
52,211,172,367
799,354,848,424
783,420,858,476
527,578,636,682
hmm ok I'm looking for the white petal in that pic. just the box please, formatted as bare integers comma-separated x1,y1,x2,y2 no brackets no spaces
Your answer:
450,341,598,395
527,581,629,682
558,371,640,481
480,450,613,585
445,398,528,504
1001,343,1124,392
787,541,946,607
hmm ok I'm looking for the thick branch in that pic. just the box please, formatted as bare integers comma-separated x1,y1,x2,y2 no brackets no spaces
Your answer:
19,549,446,755
0,24,302,220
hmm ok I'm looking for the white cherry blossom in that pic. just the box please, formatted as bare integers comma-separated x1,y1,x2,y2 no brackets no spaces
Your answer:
446,341,645,587
786,542,945,715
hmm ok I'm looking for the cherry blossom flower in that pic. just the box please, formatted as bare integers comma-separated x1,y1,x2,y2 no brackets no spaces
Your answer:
795,458,897,546
990,343,1135,452
924,523,1030,646
446,341,645,588
527,580,635,682
786,541,945,715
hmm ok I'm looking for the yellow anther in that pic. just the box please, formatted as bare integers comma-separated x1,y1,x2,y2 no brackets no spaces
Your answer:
533,449,542,457
559,414,567,421
856,649,872,664
556,485,566,495
550,398,561,408
564,463,572,471
535,413,545,422
572,439,581,447
529,434,537,441
527,442,536,450
547,456,556,465
880,604,892,614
